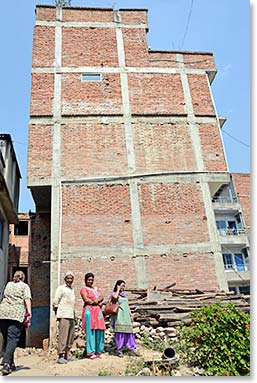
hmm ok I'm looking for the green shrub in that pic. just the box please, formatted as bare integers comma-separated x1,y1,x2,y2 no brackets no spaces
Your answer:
179,303,250,376
142,333,167,352
98,370,112,376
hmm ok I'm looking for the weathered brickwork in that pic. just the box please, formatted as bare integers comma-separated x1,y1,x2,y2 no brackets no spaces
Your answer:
30,213,51,307
62,8,114,22
61,184,133,248
61,123,127,177
61,256,137,315
30,74,54,116
183,53,216,70
199,123,227,171
148,51,179,68
32,26,55,67
35,6,56,21
128,74,185,115
62,73,122,115
188,74,215,116
139,183,209,245
232,173,251,232
146,253,218,291
119,9,148,24
62,27,119,67
123,28,149,67
134,121,196,173
27,124,52,179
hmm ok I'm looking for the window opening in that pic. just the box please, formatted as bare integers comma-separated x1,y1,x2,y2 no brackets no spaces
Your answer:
14,221,28,236
81,73,102,82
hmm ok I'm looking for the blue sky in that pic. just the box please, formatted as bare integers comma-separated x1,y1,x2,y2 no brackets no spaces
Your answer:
0,0,250,212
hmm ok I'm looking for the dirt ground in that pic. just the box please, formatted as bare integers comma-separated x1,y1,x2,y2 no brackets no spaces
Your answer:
7,347,163,377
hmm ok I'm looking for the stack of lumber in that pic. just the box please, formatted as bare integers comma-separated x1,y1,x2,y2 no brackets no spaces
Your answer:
125,286,250,328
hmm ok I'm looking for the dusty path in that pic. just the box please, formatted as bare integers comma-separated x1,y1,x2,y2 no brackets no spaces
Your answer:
7,347,162,377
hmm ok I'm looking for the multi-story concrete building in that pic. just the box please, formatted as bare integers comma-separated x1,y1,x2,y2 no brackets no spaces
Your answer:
0,134,21,296
27,4,250,331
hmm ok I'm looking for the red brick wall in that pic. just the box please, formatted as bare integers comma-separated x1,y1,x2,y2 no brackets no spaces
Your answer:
62,8,114,22
199,123,227,171
35,6,56,22
27,124,52,179
61,123,127,177
139,183,209,245
188,74,215,116
62,73,122,115
61,256,137,315
232,173,251,232
129,74,185,115
32,26,55,67
62,27,119,67
30,74,54,116
30,213,51,307
148,51,179,68
119,10,148,24
123,28,149,67
134,122,196,172
183,53,216,70
61,184,133,248
146,253,218,291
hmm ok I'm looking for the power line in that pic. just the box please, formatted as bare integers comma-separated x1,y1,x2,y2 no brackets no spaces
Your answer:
12,140,27,146
179,0,194,49
222,129,250,148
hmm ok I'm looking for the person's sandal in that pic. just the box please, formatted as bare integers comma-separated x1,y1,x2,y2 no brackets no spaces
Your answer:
117,351,124,357
56,357,67,364
66,355,76,362
2,364,12,375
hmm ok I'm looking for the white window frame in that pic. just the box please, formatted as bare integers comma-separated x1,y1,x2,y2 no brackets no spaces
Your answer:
222,251,249,272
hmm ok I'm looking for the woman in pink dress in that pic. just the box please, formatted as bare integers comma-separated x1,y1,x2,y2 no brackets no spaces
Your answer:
80,273,106,359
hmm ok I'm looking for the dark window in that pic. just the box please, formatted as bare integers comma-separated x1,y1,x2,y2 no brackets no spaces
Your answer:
14,221,28,236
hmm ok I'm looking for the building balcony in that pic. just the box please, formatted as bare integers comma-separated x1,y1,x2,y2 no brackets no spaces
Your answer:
212,195,241,213
217,228,248,245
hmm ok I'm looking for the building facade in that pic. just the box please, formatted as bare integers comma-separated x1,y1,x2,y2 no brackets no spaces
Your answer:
0,134,21,296
27,5,250,326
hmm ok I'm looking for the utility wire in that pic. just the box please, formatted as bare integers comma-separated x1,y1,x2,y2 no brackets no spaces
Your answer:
222,129,250,148
179,0,194,49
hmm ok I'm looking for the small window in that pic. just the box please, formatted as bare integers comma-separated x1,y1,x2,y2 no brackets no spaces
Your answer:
14,221,28,236
81,73,102,82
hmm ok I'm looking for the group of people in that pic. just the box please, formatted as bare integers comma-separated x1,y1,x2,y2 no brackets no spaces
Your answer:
0,269,139,375
53,271,139,364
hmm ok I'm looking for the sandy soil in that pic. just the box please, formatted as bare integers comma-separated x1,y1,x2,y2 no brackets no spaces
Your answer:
6,347,162,377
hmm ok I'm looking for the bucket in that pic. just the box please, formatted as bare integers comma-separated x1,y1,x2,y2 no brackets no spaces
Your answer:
162,347,176,359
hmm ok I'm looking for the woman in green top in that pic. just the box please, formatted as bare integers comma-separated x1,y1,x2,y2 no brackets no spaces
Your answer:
110,280,140,357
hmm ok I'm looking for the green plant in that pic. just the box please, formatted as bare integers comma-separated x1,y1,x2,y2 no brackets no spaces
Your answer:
179,303,250,376
142,333,167,353
125,358,145,375
98,370,112,376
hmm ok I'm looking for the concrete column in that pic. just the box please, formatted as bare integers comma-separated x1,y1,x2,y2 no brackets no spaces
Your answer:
177,53,228,291
115,10,147,288
50,6,63,345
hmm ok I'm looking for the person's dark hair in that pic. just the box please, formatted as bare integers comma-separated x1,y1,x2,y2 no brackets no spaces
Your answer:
113,279,125,292
85,273,94,283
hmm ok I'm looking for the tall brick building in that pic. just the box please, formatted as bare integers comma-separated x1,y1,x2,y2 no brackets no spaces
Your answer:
27,4,250,336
